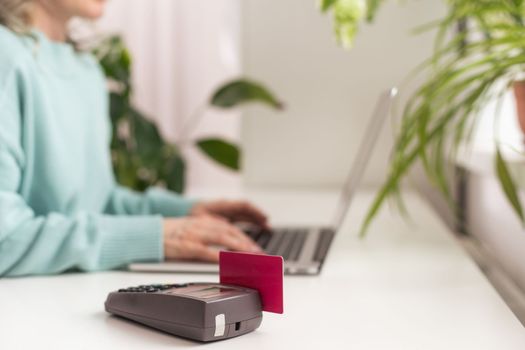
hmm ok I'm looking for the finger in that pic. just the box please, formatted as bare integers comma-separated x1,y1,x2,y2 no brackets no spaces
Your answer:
195,213,229,223
168,239,220,262
229,202,269,228
226,224,263,250
230,213,271,229
197,216,262,251
200,201,270,229
191,245,221,263
207,222,262,253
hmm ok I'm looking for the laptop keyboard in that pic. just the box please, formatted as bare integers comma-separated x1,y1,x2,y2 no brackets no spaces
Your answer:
244,227,308,262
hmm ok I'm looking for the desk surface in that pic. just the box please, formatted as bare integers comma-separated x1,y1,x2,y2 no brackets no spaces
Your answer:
1,189,524,349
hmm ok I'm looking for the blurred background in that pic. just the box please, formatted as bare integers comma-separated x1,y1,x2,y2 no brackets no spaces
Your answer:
94,0,524,191
95,0,522,188
95,0,449,192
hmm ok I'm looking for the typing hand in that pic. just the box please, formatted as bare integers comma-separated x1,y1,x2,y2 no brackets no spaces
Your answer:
190,200,270,230
163,216,262,262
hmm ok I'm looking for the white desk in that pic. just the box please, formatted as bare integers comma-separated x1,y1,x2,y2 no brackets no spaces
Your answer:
1,190,524,349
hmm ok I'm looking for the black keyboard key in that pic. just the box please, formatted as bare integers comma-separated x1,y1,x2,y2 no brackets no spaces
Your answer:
281,232,299,261
257,231,273,248
288,231,307,262
245,228,261,240
275,231,296,258
265,231,285,255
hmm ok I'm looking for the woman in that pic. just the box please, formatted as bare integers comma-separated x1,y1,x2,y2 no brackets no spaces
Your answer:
0,0,267,277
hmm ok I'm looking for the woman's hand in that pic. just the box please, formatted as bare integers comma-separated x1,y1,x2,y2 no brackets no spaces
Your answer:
163,216,263,262
190,200,270,229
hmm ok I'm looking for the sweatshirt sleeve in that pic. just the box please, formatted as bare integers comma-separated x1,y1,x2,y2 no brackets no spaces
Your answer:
0,76,164,277
104,185,196,218
0,142,165,277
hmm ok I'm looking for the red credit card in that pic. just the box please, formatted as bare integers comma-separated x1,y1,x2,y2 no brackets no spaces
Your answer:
219,251,283,314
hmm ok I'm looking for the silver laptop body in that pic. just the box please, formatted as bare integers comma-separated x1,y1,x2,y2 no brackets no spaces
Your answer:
129,88,397,275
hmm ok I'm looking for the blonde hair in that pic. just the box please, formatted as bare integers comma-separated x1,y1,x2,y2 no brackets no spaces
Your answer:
0,0,32,34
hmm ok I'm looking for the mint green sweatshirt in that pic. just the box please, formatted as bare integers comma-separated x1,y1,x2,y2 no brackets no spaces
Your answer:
0,26,194,277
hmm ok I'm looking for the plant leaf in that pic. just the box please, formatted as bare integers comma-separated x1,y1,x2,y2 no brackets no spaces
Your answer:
196,138,241,171
164,151,186,194
359,75,499,237
211,79,283,110
113,149,141,189
130,108,164,165
495,148,525,224
354,0,525,237
97,34,190,194
95,35,132,93
365,0,383,22
320,0,338,12
109,92,128,124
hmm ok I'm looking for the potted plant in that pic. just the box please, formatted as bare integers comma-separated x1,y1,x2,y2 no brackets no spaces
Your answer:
321,0,525,235
93,36,283,194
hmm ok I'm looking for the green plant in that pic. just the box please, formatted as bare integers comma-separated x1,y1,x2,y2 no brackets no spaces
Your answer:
93,36,283,194
320,0,383,48
321,0,525,235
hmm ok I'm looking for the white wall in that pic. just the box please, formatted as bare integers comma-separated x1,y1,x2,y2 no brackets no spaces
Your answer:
240,0,445,188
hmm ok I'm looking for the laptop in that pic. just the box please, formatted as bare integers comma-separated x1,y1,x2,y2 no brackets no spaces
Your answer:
129,88,397,275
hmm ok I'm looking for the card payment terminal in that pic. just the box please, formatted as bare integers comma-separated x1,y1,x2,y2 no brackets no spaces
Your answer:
105,282,262,341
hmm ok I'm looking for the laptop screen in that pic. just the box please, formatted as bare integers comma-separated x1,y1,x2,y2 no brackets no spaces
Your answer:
331,88,398,230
